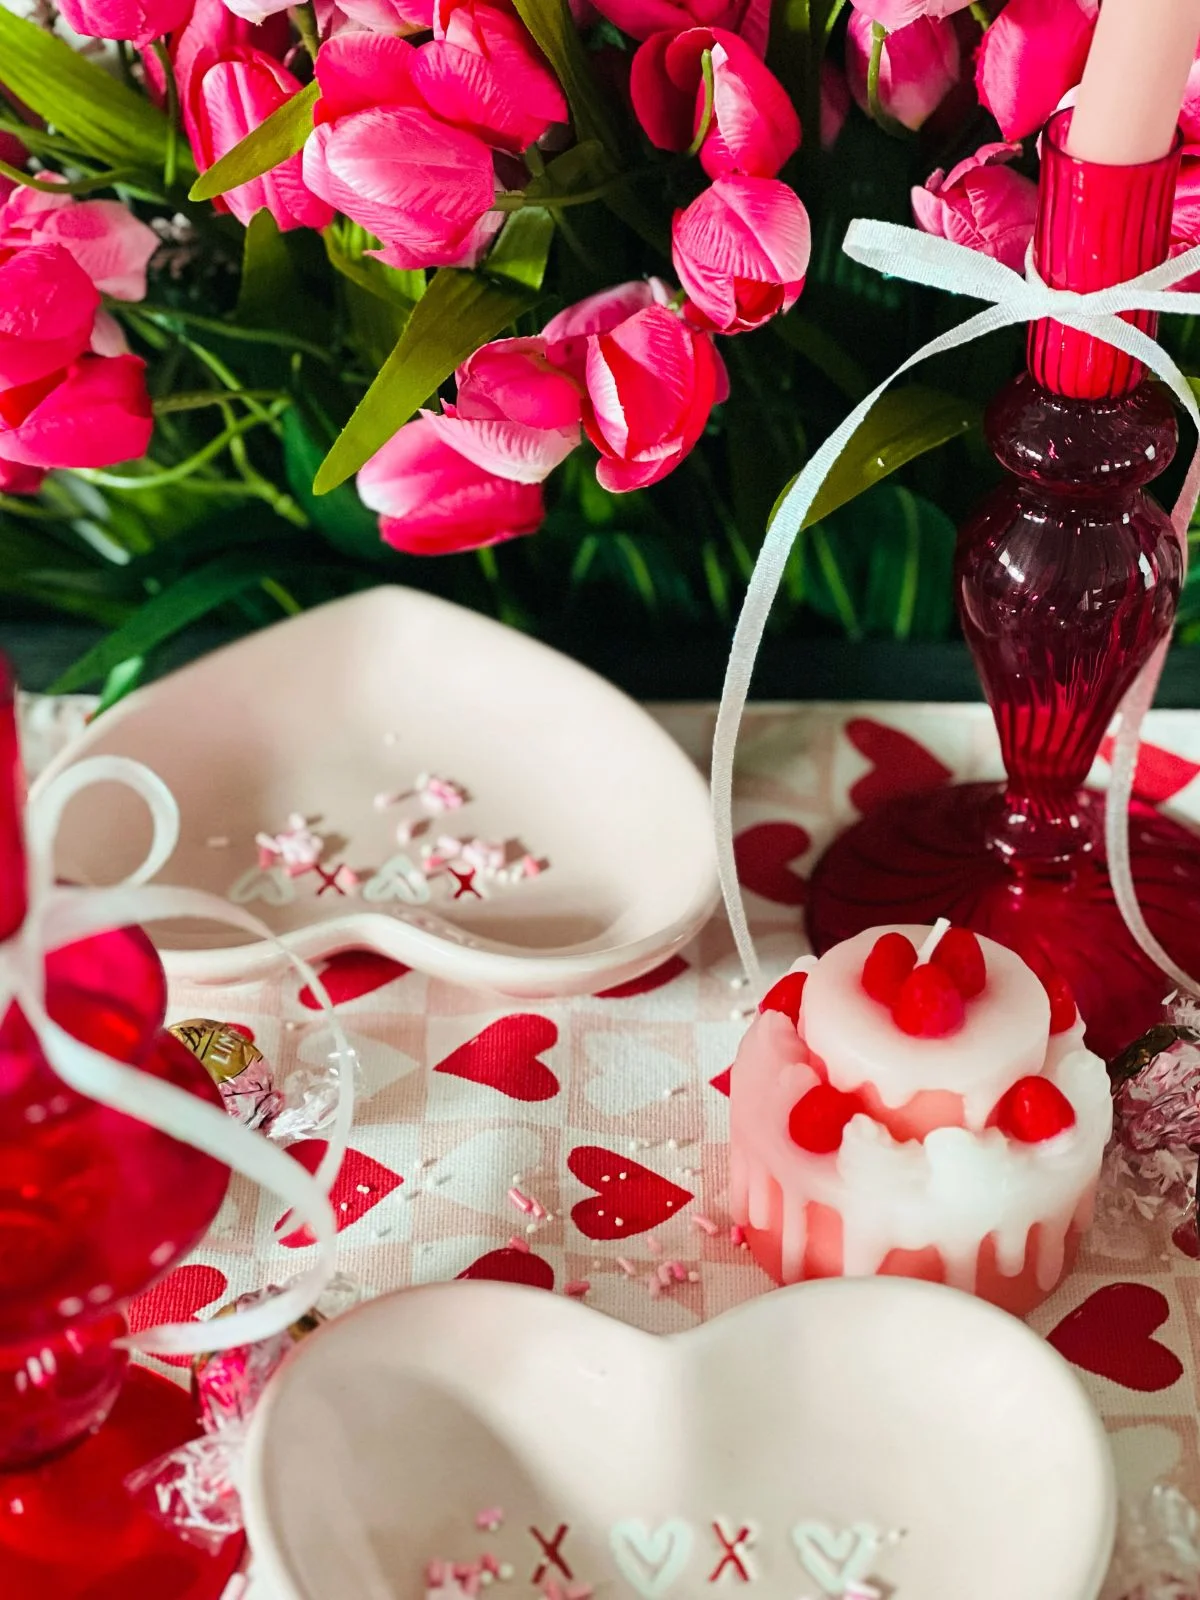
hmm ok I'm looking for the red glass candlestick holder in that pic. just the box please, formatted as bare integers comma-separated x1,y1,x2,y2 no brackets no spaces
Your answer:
0,656,240,1598
807,113,1200,1062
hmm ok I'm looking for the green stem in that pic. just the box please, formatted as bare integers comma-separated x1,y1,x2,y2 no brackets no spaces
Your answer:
968,0,990,27
866,23,887,125
0,492,73,520
292,2,321,62
0,159,142,195
72,412,274,490
685,51,716,158
152,42,180,192
123,304,336,364
153,388,289,414
524,144,546,179
822,0,848,37
495,168,656,212
261,577,304,614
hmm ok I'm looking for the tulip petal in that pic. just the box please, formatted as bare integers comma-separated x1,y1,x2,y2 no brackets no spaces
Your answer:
314,33,425,124
421,408,579,482
0,354,152,469
0,243,98,389
975,0,1096,142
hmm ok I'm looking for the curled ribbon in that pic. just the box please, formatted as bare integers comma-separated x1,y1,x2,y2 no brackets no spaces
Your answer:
714,221,1200,999
10,754,355,1357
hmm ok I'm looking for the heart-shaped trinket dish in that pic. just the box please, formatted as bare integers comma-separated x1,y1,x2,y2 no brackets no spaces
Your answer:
32,588,719,996
242,1278,1115,1600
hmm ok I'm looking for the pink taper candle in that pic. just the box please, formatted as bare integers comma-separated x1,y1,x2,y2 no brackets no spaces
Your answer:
1067,0,1200,165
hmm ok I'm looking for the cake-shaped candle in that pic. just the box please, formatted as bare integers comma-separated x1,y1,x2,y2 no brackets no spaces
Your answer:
728,923,1112,1314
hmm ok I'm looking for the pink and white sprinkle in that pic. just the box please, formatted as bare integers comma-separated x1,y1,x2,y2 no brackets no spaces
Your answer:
563,1279,591,1298
691,1214,720,1237
508,1187,533,1214
255,814,324,875
474,1507,504,1531
419,774,469,812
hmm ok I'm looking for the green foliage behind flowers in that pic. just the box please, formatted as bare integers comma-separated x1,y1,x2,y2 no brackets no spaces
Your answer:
3,0,1200,697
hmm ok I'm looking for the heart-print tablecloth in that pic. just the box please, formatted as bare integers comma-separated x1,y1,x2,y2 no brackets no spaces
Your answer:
86,700,1200,1556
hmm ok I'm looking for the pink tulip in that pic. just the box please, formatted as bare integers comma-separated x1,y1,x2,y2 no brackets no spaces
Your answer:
0,188,159,301
975,0,1097,142
421,337,581,481
331,0,435,31
313,33,428,122
358,416,545,554
0,458,45,496
590,0,764,47
57,0,190,46
0,132,26,205
911,141,1037,271
194,53,334,231
410,0,568,154
542,278,674,376
304,107,496,268
0,354,152,470
846,11,960,132
672,175,810,333
582,304,721,492
153,0,290,153
820,59,850,149
631,27,799,180
849,0,972,26
0,244,98,389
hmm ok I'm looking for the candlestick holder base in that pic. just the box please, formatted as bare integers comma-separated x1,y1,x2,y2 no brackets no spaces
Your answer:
0,1365,244,1600
806,783,1200,1061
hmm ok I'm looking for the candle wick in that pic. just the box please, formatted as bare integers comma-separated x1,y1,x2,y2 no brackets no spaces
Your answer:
915,918,952,966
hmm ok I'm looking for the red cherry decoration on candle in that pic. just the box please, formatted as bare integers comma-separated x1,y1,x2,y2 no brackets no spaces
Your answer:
788,1083,867,1154
759,970,808,1024
1015,944,1079,1034
990,1076,1076,1142
930,927,986,998
893,964,966,1037
861,932,918,1005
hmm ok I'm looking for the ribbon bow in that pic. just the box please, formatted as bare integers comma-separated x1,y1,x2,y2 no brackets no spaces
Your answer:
714,221,1200,999
6,754,355,1357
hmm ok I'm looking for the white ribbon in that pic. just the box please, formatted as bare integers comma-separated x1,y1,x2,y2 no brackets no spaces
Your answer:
714,220,1200,999
4,755,355,1357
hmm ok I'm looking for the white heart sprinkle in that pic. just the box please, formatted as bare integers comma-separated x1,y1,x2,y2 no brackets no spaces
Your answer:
228,865,295,907
361,852,431,905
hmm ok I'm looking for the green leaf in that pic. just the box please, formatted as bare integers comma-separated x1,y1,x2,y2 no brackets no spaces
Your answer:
324,219,425,368
237,210,299,328
189,79,319,201
95,656,145,716
313,213,551,493
48,550,297,692
770,385,977,531
802,484,955,641
0,9,184,175
282,408,385,559
510,0,622,154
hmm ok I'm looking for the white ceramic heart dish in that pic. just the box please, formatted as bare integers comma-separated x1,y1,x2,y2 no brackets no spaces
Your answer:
242,1277,1115,1600
31,588,719,997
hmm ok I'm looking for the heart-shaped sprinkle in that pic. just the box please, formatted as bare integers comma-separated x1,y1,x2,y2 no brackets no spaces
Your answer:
930,927,986,997
788,1083,867,1154
892,964,965,1038
759,970,808,1024
609,1519,694,1598
791,1520,881,1595
989,1076,1075,1143
228,865,295,906
861,932,917,1006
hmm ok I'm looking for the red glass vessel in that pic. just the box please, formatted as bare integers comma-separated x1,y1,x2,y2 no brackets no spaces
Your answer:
0,655,240,1597
807,113,1200,1062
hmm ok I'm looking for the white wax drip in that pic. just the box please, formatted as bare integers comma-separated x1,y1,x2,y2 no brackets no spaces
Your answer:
729,1008,1112,1293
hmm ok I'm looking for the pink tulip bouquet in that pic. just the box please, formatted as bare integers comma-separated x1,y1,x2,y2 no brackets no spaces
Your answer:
3,0,1200,690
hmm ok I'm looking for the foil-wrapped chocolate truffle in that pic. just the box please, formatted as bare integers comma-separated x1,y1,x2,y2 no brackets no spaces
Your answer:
167,1018,283,1130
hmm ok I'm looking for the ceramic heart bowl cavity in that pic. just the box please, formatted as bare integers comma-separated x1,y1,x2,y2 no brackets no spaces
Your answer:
243,1278,1115,1600
32,588,719,996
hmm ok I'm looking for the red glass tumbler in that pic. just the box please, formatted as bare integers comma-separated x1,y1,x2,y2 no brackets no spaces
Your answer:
0,656,240,1598
807,112,1200,1061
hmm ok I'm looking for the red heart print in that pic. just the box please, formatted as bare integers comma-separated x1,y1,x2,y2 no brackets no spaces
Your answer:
458,1247,555,1291
435,1015,560,1102
846,719,953,813
1098,735,1200,806
299,950,411,1009
710,1067,732,1097
128,1264,228,1367
568,1146,693,1239
275,1141,403,1247
734,822,810,906
1047,1283,1183,1392
598,955,690,998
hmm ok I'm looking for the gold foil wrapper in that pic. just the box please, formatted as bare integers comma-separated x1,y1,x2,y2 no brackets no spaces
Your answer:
168,1018,265,1085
